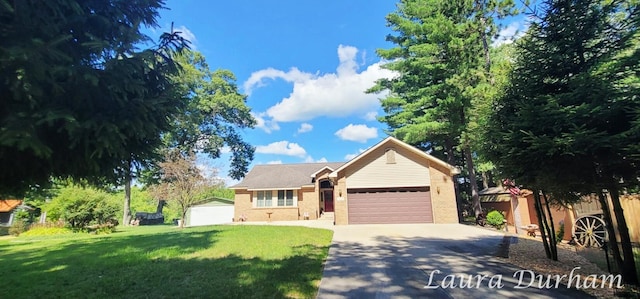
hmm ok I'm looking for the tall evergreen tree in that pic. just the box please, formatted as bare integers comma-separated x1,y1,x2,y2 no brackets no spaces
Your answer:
484,0,639,284
369,0,517,217
0,0,187,197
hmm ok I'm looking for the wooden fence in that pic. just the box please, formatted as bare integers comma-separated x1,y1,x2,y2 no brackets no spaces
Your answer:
620,195,640,244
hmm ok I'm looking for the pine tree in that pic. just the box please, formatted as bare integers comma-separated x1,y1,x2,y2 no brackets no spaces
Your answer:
484,0,639,284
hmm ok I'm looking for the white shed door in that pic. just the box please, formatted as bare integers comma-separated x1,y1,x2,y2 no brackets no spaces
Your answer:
189,206,234,226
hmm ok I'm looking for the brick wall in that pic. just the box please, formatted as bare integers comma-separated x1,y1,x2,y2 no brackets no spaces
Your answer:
298,187,319,220
233,188,303,222
334,176,349,225
428,164,459,223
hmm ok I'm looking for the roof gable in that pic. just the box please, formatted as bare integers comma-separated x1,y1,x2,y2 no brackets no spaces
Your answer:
231,162,344,190
330,136,459,178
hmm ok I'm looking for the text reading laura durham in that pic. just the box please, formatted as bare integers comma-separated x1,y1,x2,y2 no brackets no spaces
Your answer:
424,267,623,290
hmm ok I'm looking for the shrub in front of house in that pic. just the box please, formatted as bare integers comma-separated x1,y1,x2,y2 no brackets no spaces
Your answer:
8,219,27,236
486,210,505,229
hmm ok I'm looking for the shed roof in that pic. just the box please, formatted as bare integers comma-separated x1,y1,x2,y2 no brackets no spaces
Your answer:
192,197,234,207
0,199,22,213
231,162,344,190
479,186,509,196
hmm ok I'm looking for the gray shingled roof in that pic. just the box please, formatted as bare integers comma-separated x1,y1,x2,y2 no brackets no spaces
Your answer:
232,162,345,189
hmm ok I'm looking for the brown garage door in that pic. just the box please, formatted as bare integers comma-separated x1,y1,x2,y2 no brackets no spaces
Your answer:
347,187,433,224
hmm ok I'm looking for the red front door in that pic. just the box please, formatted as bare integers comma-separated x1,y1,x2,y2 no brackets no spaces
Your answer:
324,190,334,212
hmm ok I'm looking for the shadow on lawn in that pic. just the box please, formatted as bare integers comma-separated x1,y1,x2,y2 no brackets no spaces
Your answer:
0,227,329,298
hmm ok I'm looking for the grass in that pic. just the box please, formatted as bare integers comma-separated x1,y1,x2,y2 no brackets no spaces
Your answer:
0,225,333,298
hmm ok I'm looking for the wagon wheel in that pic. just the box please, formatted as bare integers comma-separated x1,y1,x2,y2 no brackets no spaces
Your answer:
572,215,607,248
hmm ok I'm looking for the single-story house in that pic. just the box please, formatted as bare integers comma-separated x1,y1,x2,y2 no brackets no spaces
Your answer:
185,198,234,227
231,136,460,225
0,199,23,226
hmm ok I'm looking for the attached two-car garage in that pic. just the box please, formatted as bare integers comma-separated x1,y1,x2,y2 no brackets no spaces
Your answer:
347,187,433,224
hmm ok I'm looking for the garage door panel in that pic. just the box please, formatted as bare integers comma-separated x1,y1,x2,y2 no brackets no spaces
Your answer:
348,190,432,224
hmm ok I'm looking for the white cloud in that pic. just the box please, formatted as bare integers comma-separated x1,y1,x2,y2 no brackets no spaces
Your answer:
364,111,378,121
304,156,328,163
256,141,307,157
297,123,313,134
244,67,315,95
493,22,528,47
195,163,219,180
344,148,366,160
266,160,283,164
220,146,231,154
252,112,280,133
244,45,397,122
173,25,197,48
335,124,378,143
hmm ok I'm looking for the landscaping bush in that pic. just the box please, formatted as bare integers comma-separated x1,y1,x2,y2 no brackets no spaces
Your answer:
45,185,119,229
21,221,71,237
9,219,27,236
486,210,505,229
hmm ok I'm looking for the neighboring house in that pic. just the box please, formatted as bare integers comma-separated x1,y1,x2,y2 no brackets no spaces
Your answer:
479,187,571,239
231,137,460,225
0,199,23,226
185,198,234,227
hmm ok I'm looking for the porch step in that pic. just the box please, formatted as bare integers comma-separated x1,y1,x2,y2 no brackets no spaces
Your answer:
320,212,334,221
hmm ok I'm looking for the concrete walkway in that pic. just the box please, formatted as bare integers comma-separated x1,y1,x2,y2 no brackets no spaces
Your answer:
316,223,594,299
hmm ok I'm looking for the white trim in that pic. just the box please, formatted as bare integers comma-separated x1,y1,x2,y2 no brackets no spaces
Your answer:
309,166,335,178
247,187,302,191
252,189,298,208
330,136,459,178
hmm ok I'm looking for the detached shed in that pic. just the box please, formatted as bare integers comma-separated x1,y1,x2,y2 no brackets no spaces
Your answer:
185,198,234,227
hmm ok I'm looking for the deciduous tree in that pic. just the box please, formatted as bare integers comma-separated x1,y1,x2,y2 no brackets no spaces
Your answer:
150,151,221,228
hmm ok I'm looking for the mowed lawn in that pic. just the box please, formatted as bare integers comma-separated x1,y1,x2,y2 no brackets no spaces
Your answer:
0,225,333,298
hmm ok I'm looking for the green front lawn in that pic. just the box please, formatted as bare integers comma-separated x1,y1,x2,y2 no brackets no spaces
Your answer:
0,225,333,298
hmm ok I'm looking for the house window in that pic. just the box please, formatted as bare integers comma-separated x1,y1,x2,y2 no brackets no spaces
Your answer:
255,190,295,207
386,148,396,164
286,190,294,206
256,191,273,207
277,190,294,207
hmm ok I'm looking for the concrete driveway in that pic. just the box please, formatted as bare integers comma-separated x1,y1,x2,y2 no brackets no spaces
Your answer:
316,224,594,299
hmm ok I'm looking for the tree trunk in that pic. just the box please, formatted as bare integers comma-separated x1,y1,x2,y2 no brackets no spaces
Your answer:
542,192,558,260
464,146,481,218
482,172,489,189
180,209,186,228
597,191,624,274
608,185,639,285
474,1,494,84
533,190,553,259
122,162,132,226
156,199,165,214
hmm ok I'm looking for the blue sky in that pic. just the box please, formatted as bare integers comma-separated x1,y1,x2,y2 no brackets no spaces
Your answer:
148,1,527,185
